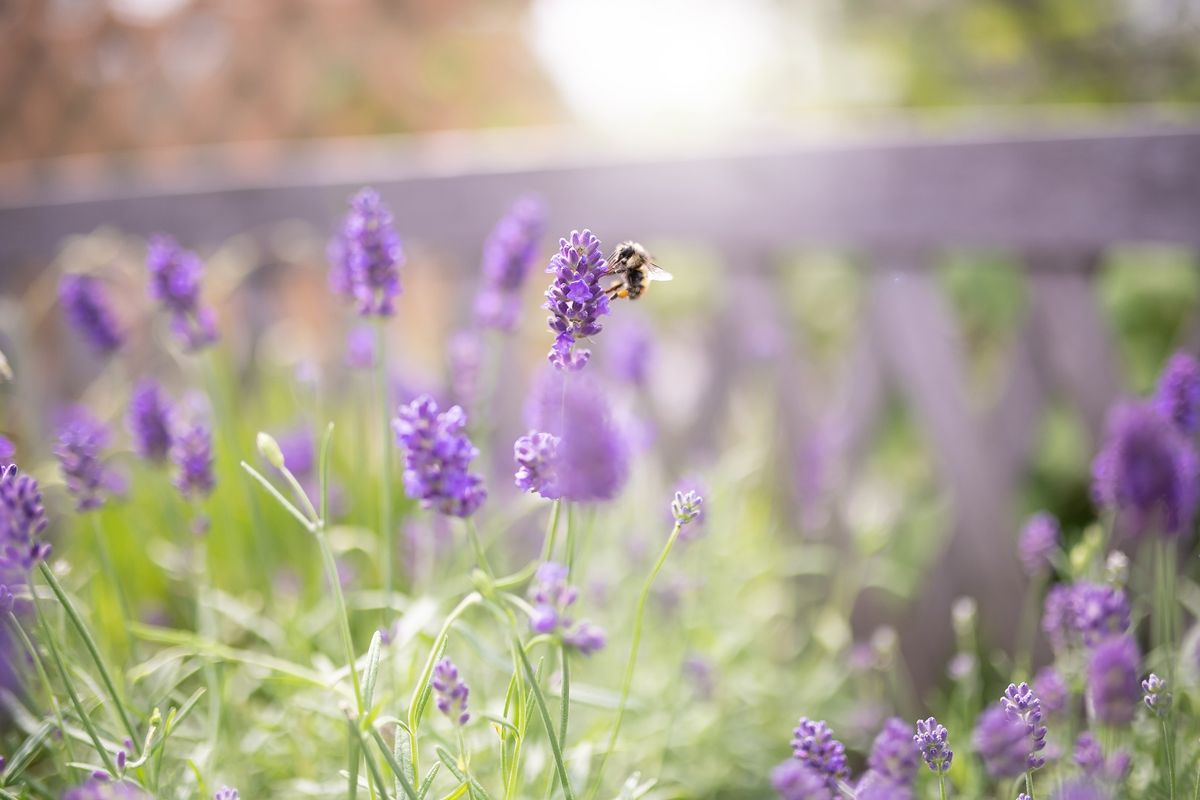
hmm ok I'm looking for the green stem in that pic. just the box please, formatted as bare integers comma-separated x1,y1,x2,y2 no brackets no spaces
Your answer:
938,773,946,800
38,562,138,744
513,637,575,800
89,514,132,656
317,528,363,710
376,320,394,609
7,610,75,764
1163,718,1176,800
195,526,221,776
589,522,683,800
558,643,570,757
539,501,562,564
31,594,118,776
466,518,495,580
1025,770,1034,800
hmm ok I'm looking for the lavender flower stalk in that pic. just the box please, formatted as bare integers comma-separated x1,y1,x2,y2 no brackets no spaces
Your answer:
171,420,215,500
0,465,50,579
1001,682,1048,773
475,195,545,330
393,395,486,518
329,188,404,317
55,409,116,512
1142,672,1171,716
1086,635,1140,725
146,235,218,351
59,274,123,354
529,371,628,502
973,702,1039,780
856,718,917,798
527,561,606,655
790,718,850,791
1018,512,1058,576
544,229,610,371
914,716,953,774
127,379,174,462
771,760,832,800
1155,351,1200,435
431,657,470,725
514,431,562,500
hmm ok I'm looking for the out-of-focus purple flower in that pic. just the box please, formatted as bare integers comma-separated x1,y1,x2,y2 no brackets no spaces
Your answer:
213,788,239,800
474,196,545,331
1001,682,1047,771
345,326,376,370
63,775,149,799
448,330,482,406
790,718,849,791
274,426,315,478
1032,666,1068,715
127,379,173,463
1018,512,1058,576
973,703,1036,779
527,561,605,655
1050,779,1111,800
1043,582,1130,652
59,274,123,354
913,717,953,774
771,760,832,800
1155,351,1200,435
1091,400,1198,538
514,431,561,500
146,235,218,351
55,408,116,511
0,465,50,575
855,772,911,800
393,395,486,517
607,318,654,386
170,420,215,499
544,229,610,371
529,372,628,502
0,436,13,468
1073,732,1103,775
1086,635,1140,726
863,717,917,787
431,657,469,726
1141,672,1171,717
329,188,404,317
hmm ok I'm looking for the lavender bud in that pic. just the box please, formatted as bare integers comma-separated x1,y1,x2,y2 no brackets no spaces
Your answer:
973,703,1038,779
671,489,704,526
1018,512,1058,576
1042,581,1130,652
63,775,150,799
1155,351,1200,434
393,395,486,518
1086,635,1140,726
0,465,50,574
1001,682,1047,770
1032,666,1068,715
1091,400,1198,539
431,657,469,726
329,188,404,317
146,235,218,351
59,274,123,354
528,372,628,502
256,432,285,470
1073,731,1103,775
913,717,953,774
527,562,605,655
1142,672,1171,717
790,718,849,791
213,789,240,800
865,717,918,785
543,229,611,371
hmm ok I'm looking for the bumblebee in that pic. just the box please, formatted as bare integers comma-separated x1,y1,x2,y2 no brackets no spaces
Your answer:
604,241,673,301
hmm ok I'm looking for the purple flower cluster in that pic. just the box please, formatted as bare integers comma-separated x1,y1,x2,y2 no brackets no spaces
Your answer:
393,395,486,518
1018,512,1058,576
1000,682,1047,770
528,372,628,502
59,274,123,354
1086,635,1140,725
1091,400,1198,539
0,465,50,575
607,318,654,386
1032,666,1068,715
127,379,174,462
1142,672,1170,716
474,196,545,330
527,561,606,654
63,775,149,800
972,703,1037,779
771,760,832,800
146,235,218,351
213,788,239,800
544,229,610,371
1073,732,1129,781
855,718,917,798
171,420,215,499
345,326,377,369
1155,351,1200,434
1042,582,1130,651
431,657,470,726
671,489,704,526
0,436,12,468
514,431,561,500
55,409,117,511
913,717,953,774
790,718,849,791
329,188,405,317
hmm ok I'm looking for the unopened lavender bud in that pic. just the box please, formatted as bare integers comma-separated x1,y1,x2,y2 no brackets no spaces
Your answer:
1142,673,1171,717
257,432,285,470
1105,551,1129,587
671,489,703,525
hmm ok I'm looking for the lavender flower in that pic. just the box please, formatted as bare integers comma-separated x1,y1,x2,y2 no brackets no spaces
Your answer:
127,379,173,462
863,717,918,787
1141,672,1171,717
393,395,486,517
170,420,215,499
1086,635,1140,725
1018,512,1058,575
855,772,912,800
790,718,849,791
59,274,123,354
146,235,218,351
514,431,561,500
1050,780,1111,800
913,717,953,774
431,657,470,725
1091,400,1198,538
527,561,606,654
528,372,628,502
1001,682,1047,770
213,789,239,800
771,760,832,800
474,195,545,330
0,435,13,468
448,330,482,406
607,318,654,386
55,408,116,511
1073,732,1103,775
973,703,1037,779
544,229,610,371
345,326,376,369
329,188,404,317
671,489,704,526
1042,582,1130,651
0,465,50,574
1032,666,1068,715
63,775,149,799
1155,351,1200,434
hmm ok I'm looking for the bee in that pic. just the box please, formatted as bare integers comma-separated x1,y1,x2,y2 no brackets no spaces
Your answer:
604,241,673,301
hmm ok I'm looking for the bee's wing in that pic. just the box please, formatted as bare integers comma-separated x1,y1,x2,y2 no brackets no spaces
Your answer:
646,264,674,282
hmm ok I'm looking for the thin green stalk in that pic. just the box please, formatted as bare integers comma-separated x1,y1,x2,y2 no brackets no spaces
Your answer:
195,529,221,776
89,514,132,656
317,528,363,710
1025,770,1034,800
588,521,683,800
514,638,574,800
539,500,562,564
31,594,118,776
558,643,570,754
564,505,576,578
38,562,137,744
376,320,394,611
466,518,495,580
938,773,946,800
1163,718,1176,800
7,610,75,763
